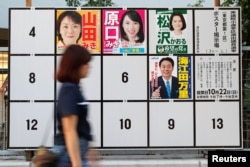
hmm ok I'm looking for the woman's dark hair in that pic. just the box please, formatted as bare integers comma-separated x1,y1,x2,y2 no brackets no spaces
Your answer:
169,12,186,31
57,45,91,84
119,10,144,43
159,57,174,67
56,11,82,43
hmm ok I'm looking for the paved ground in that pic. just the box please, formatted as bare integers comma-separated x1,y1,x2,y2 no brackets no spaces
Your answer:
0,156,208,167
0,150,208,167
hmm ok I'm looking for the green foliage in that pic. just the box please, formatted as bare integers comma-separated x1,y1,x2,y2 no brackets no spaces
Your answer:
83,0,114,6
65,0,83,6
187,0,205,7
221,0,236,6
65,0,115,7
221,0,250,45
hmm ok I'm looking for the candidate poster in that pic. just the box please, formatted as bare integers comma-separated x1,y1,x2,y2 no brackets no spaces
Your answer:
56,9,101,54
149,55,192,99
194,9,240,54
102,9,147,54
195,56,239,100
148,9,193,54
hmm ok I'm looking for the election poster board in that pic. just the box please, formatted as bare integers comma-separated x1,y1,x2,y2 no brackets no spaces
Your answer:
8,7,242,149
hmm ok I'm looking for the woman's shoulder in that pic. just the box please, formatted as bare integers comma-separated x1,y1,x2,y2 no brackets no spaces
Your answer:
170,31,186,39
57,41,66,54
60,82,79,92
119,39,145,48
58,82,82,100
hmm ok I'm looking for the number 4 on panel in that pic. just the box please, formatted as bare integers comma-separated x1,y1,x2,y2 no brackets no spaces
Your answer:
29,26,36,37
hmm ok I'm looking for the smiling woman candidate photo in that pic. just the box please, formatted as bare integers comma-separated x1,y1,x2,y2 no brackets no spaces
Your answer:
169,12,186,37
56,11,82,54
119,10,145,48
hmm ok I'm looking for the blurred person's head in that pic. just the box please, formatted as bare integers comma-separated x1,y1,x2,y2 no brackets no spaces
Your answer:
57,45,92,84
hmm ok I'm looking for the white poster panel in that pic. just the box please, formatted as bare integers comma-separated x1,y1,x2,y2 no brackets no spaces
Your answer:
9,102,54,147
150,102,194,147
196,101,240,146
103,102,147,147
10,56,55,100
87,102,101,147
194,9,239,54
56,56,101,100
103,56,147,100
80,56,101,100
10,9,55,54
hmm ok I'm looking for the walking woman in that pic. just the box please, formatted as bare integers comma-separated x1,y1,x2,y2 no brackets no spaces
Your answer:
54,44,98,167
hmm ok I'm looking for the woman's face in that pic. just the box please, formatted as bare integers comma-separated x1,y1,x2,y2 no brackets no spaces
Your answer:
79,63,90,78
172,15,183,31
59,16,81,45
122,15,140,40
160,60,174,80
